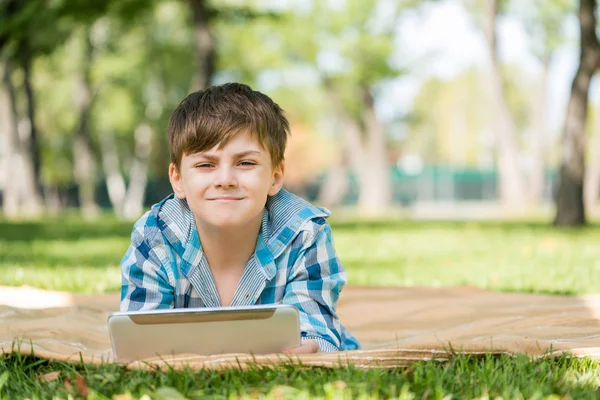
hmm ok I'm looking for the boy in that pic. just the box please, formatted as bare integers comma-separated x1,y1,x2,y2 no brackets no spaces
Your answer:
120,83,359,353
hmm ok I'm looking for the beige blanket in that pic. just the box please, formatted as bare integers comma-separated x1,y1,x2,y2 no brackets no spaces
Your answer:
2,285,600,370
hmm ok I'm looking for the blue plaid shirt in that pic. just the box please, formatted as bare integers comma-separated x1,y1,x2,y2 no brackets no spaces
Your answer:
120,189,360,352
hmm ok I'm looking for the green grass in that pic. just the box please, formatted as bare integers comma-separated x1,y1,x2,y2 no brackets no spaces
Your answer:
2,352,600,399
2,219,600,294
335,220,600,295
2,218,600,398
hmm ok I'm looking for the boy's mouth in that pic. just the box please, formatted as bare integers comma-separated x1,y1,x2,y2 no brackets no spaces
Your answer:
208,196,244,201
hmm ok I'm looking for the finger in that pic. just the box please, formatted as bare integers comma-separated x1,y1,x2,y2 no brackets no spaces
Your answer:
284,340,319,354
307,340,319,353
283,344,305,354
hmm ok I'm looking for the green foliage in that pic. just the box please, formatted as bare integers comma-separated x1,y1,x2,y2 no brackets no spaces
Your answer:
500,63,536,131
214,3,290,82
294,0,403,118
30,0,198,186
3,0,432,202
0,0,66,56
509,0,575,59
0,0,153,57
35,37,80,185
408,69,490,165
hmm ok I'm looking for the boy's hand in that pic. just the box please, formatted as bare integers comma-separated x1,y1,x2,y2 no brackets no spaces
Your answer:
283,339,320,354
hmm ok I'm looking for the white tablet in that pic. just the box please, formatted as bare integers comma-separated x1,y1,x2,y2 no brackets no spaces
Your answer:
108,304,301,362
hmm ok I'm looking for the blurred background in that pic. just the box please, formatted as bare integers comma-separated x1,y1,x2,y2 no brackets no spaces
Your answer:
1,0,599,225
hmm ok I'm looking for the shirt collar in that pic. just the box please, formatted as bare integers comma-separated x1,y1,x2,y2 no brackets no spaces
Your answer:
156,188,331,266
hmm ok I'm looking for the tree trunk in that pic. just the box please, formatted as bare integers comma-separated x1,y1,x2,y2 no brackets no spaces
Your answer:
338,106,366,185
20,47,41,184
188,0,215,90
321,80,394,212
1,56,42,217
99,130,127,218
554,0,600,226
484,0,527,209
100,124,153,220
73,30,99,219
529,57,551,205
317,163,349,209
0,57,20,218
122,124,153,220
44,185,62,216
320,81,365,208
359,85,393,212
17,45,44,216
584,104,600,212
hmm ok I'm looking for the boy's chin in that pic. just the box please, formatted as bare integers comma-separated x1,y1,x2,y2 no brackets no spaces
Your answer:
201,215,249,229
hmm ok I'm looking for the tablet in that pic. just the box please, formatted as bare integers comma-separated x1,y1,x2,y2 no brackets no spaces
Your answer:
108,304,301,362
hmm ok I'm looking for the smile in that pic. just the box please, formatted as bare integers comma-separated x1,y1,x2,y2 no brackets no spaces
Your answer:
208,197,244,202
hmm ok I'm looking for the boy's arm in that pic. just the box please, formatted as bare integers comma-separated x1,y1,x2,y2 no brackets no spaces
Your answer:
283,220,346,352
120,223,174,311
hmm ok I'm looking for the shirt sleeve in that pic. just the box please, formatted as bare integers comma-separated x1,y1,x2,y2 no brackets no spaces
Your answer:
282,220,346,352
120,222,174,312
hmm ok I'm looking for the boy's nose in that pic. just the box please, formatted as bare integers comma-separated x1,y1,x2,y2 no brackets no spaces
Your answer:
213,166,238,188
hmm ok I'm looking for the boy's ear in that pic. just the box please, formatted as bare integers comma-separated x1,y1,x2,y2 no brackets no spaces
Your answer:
169,163,186,199
268,161,285,196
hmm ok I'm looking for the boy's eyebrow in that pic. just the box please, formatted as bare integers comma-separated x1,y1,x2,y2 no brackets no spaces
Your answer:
232,150,262,158
191,150,262,161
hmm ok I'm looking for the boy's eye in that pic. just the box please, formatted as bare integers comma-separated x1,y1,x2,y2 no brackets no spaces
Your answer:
238,161,257,167
195,163,213,168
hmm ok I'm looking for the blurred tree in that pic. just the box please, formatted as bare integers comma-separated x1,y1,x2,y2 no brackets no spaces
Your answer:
464,0,528,209
88,1,195,219
72,27,100,218
586,91,600,211
60,0,156,219
0,0,154,218
187,0,215,90
0,0,58,217
409,69,496,167
275,0,421,213
34,35,81,214
513,0,575,205
554,0,600,226
186,0,274,90
0,56,24,217
317,0,405,213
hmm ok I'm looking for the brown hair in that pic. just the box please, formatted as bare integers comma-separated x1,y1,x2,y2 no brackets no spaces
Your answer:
167,83,290,169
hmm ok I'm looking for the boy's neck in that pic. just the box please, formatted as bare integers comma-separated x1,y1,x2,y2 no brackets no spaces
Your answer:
195,213,263,272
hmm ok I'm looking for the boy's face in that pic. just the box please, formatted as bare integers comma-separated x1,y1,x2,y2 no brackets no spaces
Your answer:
169,130,285,229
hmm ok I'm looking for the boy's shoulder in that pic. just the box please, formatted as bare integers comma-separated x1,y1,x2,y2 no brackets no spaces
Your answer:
263,189,332,257
131,194,194,255
265,189,330,232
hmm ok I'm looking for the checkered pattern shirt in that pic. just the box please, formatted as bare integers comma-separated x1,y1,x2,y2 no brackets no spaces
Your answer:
120,189,360,352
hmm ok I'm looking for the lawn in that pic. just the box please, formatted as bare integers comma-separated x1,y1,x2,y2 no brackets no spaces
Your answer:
1,217,600,398
1,218,600,294
3,353,600,399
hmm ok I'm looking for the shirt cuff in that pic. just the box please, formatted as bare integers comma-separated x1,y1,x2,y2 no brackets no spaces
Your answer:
303,335,340,352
